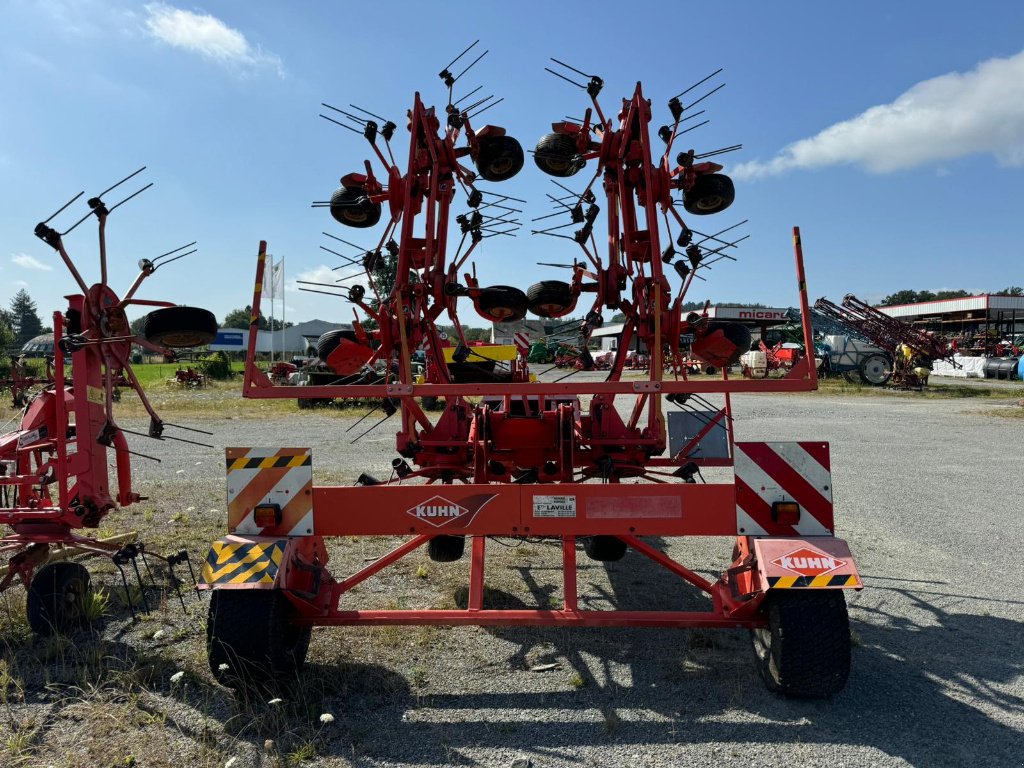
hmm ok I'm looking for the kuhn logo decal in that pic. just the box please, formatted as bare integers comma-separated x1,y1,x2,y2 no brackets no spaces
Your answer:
406,495,470,527
770,547,846,577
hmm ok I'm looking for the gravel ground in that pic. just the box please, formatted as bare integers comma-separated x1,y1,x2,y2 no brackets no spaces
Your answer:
1,383,1022,768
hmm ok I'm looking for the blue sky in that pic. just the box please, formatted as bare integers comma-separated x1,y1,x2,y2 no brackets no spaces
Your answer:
1,1,1022,327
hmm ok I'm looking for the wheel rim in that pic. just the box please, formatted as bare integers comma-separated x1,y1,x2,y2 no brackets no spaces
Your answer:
696,195,723,211
343,209,368,224
863,357,892,384
543,157,569,172
488,158,514,175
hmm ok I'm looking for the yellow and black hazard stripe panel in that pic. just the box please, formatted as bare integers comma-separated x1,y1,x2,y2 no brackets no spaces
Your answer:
201,539,286,585
226,454,312,471
767,574,859,589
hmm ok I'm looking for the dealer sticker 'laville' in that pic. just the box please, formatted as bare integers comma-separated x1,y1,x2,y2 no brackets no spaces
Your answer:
533,495,577,518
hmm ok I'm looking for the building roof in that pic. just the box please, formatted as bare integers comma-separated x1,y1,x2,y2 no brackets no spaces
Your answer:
878,294,1024,319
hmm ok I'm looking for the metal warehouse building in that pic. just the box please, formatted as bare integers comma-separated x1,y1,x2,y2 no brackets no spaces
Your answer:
879,294,1024,356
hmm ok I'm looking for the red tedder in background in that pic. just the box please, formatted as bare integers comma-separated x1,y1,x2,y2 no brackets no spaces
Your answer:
201,47,862,701
0,169,217,635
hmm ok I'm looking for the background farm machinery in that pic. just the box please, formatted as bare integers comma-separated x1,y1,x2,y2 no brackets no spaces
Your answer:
200,49,862,701
0,171,217,635
814,294,955,388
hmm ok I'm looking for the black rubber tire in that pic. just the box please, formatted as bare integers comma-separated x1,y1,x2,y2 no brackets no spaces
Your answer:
751,590,851,698
427,535,465,563
583,535,627,562
421,395,440,410
683,173,735,216
329,187,382,228
27,561,92,636
207,589,311,694
527,281,575,318
143,306,218,348
534,133,583,177
842,370,862,385
475,136,525,182
297,398,315,409
859,353,893,386
476,285,528,322
317,329,360,362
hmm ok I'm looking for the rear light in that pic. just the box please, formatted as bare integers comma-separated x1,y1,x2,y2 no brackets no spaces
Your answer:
253,503,282,528
771,501,800,525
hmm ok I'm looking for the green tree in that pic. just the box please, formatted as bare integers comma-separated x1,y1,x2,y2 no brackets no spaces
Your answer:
0,309,14,352
880,290,923,306
933,290,971,300
8,289,43,346
998,286,1023,296
222,306,290,331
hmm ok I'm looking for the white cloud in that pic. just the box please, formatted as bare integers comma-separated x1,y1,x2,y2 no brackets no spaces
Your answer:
734,49,1024,180
289,264,361,293
11,253,53,271
143,3,283,76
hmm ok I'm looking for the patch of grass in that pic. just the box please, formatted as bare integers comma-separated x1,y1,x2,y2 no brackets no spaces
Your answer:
813,376,1024,400
568,671,586,689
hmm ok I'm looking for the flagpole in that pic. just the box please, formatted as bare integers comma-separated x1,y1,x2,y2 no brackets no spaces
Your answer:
280,257,286,359
268,254,275,364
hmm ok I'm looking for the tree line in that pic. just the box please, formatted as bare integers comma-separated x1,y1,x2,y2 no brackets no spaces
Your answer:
880,286,1023,306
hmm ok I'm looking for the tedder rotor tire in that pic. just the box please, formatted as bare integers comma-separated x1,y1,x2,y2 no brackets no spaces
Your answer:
207,589,311,694
582,535,628,562
475,136,525,182
27,561,93,636
842,370,862,385
143,306,218,349
859,353,893,386
329,187,382,229
317,329,360,362
751,590,850,698
682,173,735,216
534,133,583,177
476,285,529,322
527,281,575,318
427,535,465,563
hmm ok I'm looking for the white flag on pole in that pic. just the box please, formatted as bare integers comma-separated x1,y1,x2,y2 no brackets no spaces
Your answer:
270,257,284,301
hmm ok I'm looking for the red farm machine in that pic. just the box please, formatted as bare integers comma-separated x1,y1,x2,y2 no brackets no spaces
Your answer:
814,294,955,388
0,170,217,634
201,48,862,700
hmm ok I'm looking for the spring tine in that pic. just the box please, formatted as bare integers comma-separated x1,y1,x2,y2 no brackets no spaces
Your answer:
131,557,151,613
350,411,394,443
322,232,366,251
153,241,197,262
139,549,159,592
550,57,593,79
679,120,710,135
453,85,482,106
108,183,154,213
115,561,137,622
453,49,488,85
159,421,213,436
345,404,380,433
41,191,84,224
673,68,723,100
685,82,726,111
96,166,147,199
466,97,503,121
681,109,706,123
544,67,586,89
349,103,387,122
320,113,363,134
442,39,479,73
479,190,527,203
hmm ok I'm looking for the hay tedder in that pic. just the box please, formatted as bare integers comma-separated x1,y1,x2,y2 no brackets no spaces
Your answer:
201,48,862,699
0,170,217,634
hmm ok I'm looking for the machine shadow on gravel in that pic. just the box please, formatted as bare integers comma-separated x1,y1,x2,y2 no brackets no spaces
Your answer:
303,556,1024,766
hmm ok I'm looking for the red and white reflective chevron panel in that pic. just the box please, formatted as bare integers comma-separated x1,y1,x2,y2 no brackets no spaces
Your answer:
734,442,834,536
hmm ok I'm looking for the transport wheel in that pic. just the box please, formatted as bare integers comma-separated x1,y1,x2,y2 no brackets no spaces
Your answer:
534,133,583,177
207,589,311,694
421,395,440,410
527,281,575,318
859,354,893,386
317,329,360,361
842,370,861,385
582,536,627,562
143,306,218,348
475,136,524,182
682,173,735,215
751,590,850,698
27,562,93,636
329,187,382,228
475,286,528,322
427,535,465,563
